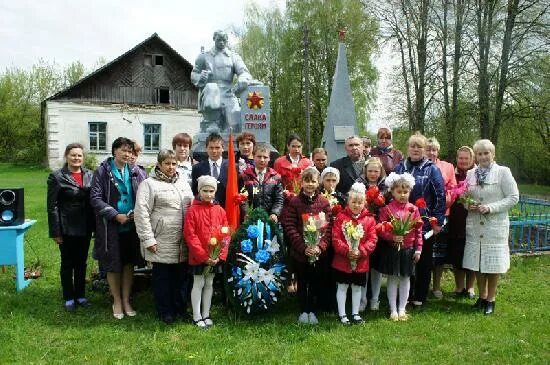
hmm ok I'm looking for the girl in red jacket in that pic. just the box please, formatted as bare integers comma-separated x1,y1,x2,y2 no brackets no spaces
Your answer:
332,183,377,324
184,175,228,328
377,172,423,321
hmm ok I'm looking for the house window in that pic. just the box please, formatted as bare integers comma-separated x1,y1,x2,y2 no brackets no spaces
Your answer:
155,87,170,104
143,124,161,151
89,122,107,151
144,54,153,66
144,54,163,66
154,55,164,66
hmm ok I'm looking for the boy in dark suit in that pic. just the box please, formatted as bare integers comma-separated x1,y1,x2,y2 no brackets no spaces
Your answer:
191,133,228,207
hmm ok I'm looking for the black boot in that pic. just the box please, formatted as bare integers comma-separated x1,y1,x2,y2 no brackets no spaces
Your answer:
473,298,487,310
484,301,495,315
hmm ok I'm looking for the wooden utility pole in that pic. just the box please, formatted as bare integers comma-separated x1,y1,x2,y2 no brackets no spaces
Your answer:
304,26,311,153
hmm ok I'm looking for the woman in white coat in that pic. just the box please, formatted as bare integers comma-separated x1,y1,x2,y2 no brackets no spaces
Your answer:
134,149,193,324
463,139,519,315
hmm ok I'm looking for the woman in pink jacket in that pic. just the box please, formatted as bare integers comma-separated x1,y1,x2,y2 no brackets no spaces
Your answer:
426,137,457,299
331,183,377,325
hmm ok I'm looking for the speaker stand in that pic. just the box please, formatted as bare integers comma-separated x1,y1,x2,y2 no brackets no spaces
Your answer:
0,220,37,292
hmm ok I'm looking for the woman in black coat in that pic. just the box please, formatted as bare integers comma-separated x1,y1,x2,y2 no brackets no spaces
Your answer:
47,143,94,311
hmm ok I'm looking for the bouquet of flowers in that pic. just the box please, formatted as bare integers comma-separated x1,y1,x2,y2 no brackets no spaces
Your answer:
321,190,339,207
376,198,438,251
457,192,477,206
203,226,231,274
320,190,343,216
226,208,287,314
450,180,477,206
342,220,365,271
365,185,386,214
302,212,328,264
235,186,249,205
282,167,302,200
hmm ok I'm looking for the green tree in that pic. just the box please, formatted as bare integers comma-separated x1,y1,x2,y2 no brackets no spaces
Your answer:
239,0,378,153
0,69,42,163
64,61,86,86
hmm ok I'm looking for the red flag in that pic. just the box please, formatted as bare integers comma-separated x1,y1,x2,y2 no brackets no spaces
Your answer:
225,131,240,231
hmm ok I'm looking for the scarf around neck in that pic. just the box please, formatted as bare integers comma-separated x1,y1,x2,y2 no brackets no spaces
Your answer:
378,145,393,154
475,163,493,186
153,165,179,183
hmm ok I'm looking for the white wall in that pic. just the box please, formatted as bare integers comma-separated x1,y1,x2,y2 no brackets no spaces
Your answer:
45,101,201,169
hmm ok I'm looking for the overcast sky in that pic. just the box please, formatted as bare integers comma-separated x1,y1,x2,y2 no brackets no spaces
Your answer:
0,0,285,71
0,0,394,132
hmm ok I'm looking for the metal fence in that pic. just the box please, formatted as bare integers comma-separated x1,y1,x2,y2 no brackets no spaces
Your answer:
509,196,550,253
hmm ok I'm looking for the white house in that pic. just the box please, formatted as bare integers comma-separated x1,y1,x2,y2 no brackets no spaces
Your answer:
43,33,201,169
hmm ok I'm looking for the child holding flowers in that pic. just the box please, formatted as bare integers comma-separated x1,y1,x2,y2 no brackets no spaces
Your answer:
184,176,229,328
375,173,423,321
282,167,332,324
319,167,346,209
361,157,387,311
317,167,345,311
331,183,378,324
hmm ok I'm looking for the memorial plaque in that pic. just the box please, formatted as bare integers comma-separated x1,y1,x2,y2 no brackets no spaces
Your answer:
333,126,355,142
240,85,271,144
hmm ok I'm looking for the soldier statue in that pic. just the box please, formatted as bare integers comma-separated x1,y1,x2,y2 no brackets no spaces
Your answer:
191,30,253,133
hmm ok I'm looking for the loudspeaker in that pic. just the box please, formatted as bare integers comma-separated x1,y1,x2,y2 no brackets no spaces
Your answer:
0,188,24,226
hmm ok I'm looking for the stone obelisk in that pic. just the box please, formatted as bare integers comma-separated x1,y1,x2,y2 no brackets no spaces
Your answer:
321,30,358,164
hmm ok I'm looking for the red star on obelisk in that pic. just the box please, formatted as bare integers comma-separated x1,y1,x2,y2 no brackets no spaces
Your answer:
247,91,264,109
338,28,347,41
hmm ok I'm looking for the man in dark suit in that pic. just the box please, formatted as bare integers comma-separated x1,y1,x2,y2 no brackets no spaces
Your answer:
191,133,228,207
330,135,366,195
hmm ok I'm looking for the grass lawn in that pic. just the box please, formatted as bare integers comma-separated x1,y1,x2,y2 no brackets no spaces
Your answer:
518,184,550,198
0,163,549,364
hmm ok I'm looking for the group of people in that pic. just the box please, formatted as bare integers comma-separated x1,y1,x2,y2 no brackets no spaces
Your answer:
46,127,519,326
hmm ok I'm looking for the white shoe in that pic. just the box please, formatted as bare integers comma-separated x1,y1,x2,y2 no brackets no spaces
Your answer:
298,312,309,324
203,317,214,326
193,319,207,328
432,290,443,299
369,300,380,311
359,301,367,312
308,312,319,325
389,311,399,321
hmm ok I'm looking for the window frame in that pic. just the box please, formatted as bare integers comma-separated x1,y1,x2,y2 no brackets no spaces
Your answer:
143,123,161,152
88,122,107,151
144,53,164,67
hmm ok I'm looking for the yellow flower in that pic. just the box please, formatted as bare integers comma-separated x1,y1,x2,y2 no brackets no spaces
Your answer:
239,186,249,197
209,237,218,246
220,226,229,234
306,224,317,232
